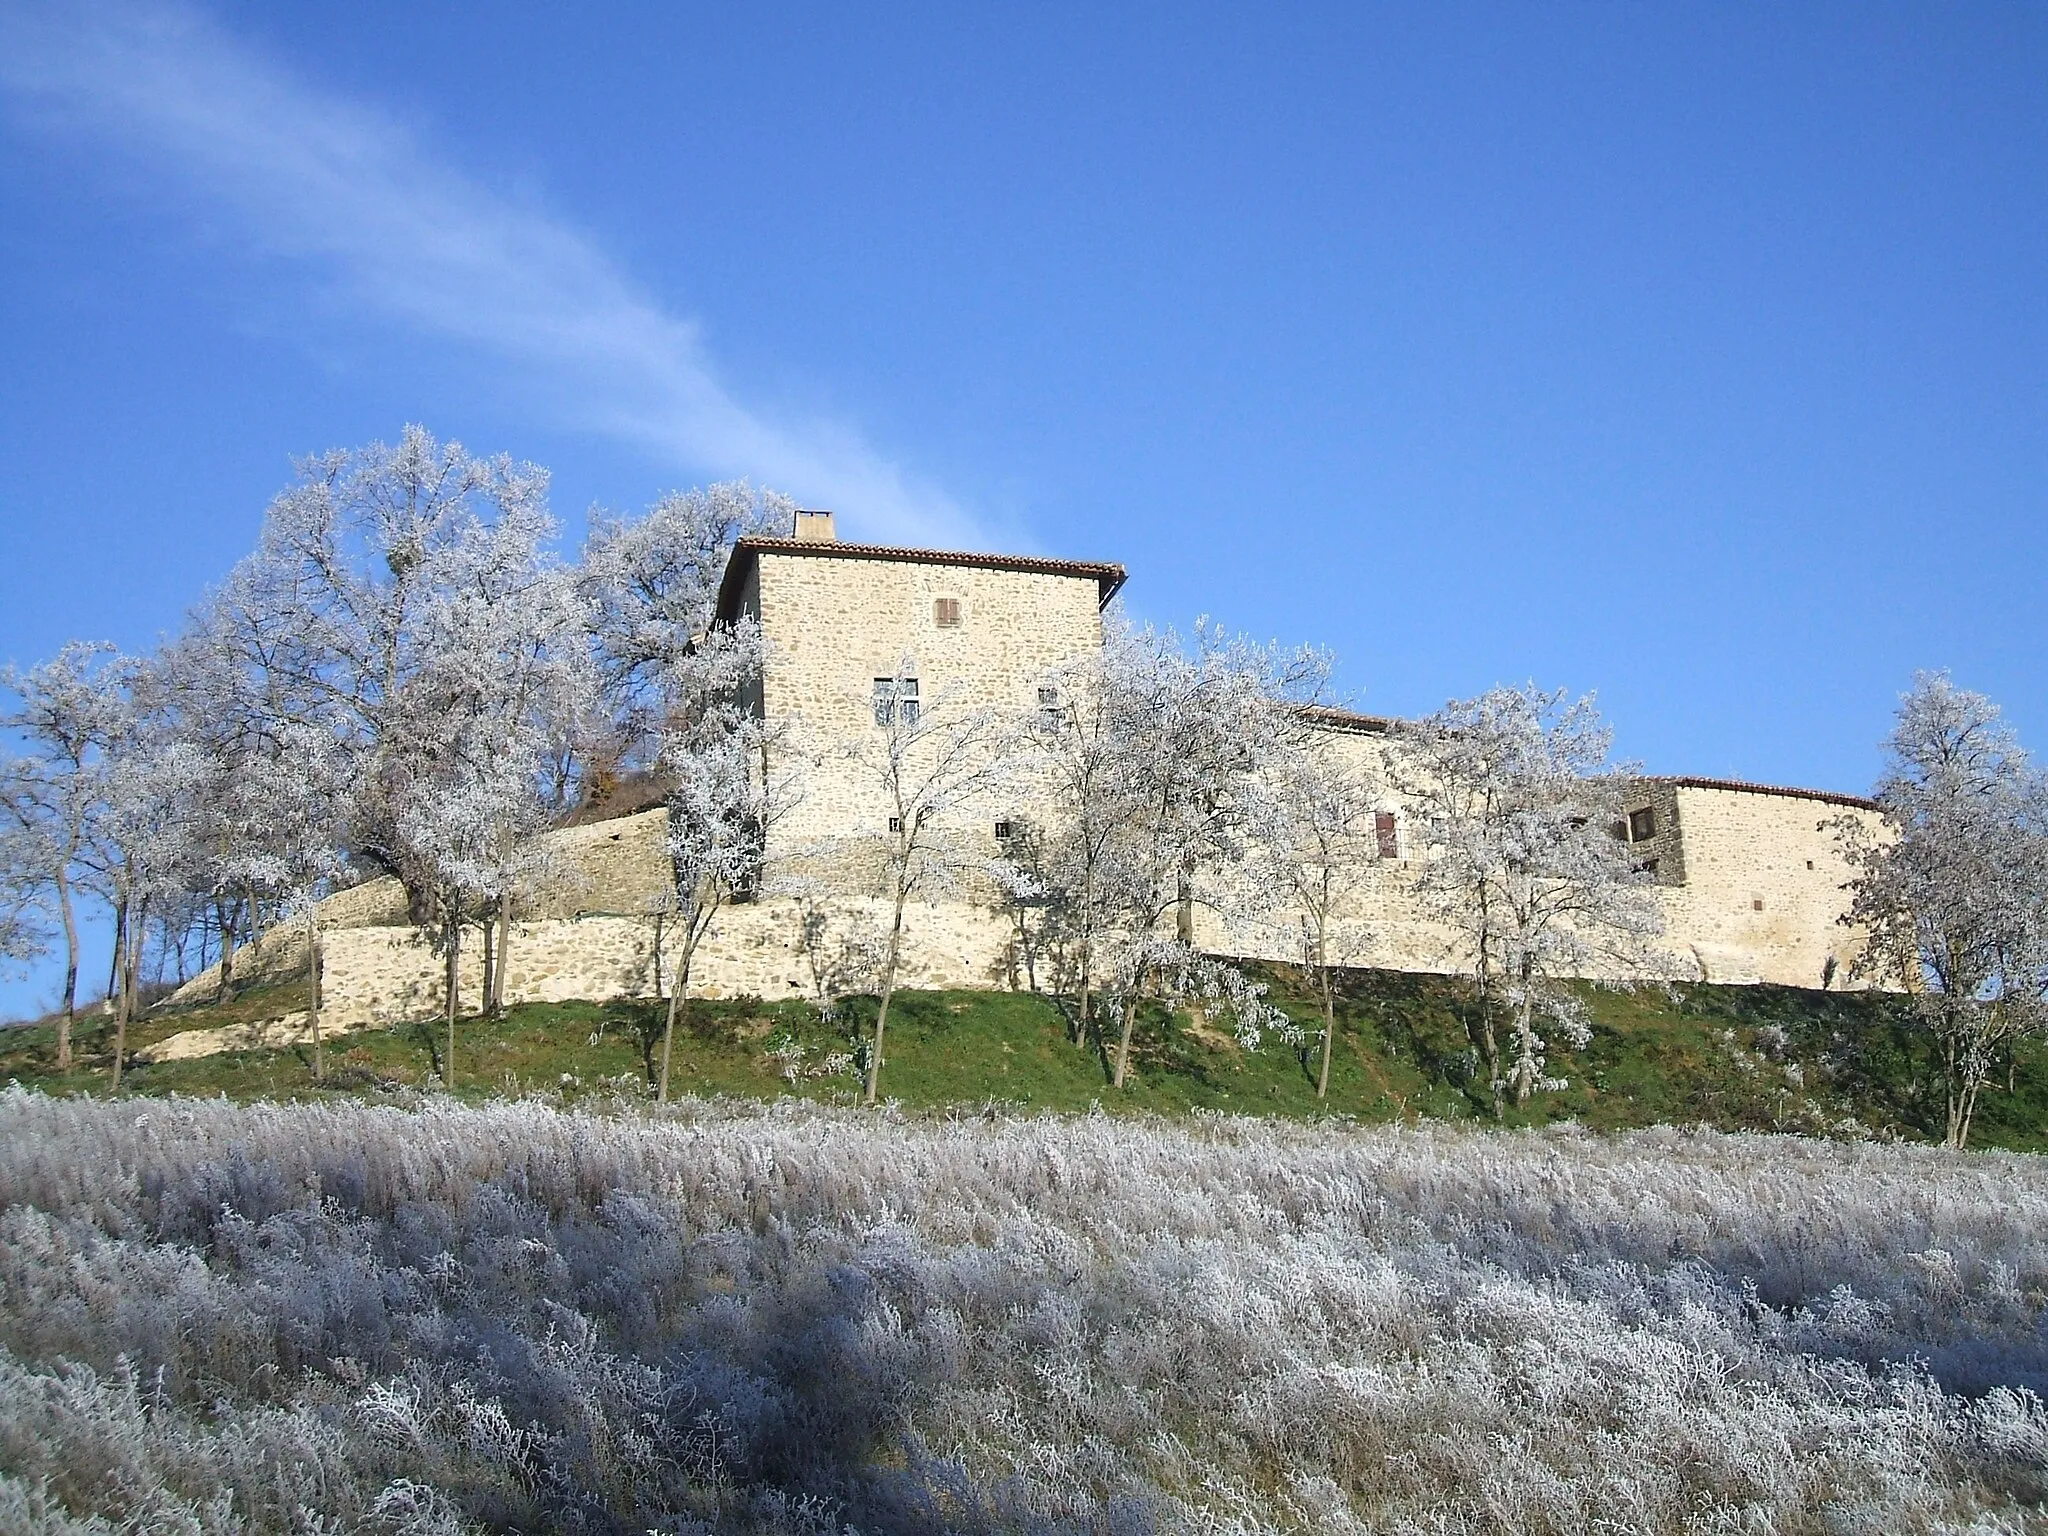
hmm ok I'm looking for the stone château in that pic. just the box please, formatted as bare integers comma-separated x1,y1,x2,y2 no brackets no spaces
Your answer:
152,513,1885,1054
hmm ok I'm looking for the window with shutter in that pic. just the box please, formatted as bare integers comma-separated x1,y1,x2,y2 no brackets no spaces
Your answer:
1375,811,1398,859
934,597,962,628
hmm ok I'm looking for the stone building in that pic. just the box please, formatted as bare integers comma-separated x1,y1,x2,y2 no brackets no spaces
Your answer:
712,509,1124,850
152,515,1885,1054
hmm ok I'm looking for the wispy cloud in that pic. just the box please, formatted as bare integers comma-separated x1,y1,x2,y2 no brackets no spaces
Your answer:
0,1,989,547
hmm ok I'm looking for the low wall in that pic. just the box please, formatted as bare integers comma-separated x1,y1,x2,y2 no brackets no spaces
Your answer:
177,897,1025,1033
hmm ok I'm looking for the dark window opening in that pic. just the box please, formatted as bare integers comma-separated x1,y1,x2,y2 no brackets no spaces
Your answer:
934,597,962,628
873,676,920,727
1036,684,1062,730
1752,897,1765,912
1375,811,1398,860
1628,807,1657,842
995,819,1014,841
1634,857,1660,877
1806,860,1815,871
888,816,903,833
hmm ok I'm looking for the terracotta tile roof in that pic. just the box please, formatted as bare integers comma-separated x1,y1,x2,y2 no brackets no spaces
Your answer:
1296,709,1878,807
715,537,1127,620
1647,775,1879,812
1297,704,1400,735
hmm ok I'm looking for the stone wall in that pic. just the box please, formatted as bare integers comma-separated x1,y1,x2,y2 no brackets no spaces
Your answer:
752,548,1103,851
1653,784,1881,987
151,534,1896,1020
1187,729,1887,991
161,809,678,1009
201,897,1026,1035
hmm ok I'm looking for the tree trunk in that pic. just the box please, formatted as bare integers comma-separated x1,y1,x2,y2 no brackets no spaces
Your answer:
1112,998,1138,1089
658,947,692,1104
307,909,324,1082
1473,957,1502,1117
492,903,511,1018
1076,876,1094,1045
1112,956,1148,1090
106,897,126,1009
54,866,77,1072
1316,943,1336,1100
864,890,909,1107
1511,978,1538,1106
443,921,461,1089
215,894,237,1002
477,912,494,1023
1944,1033,1965,1149
109,896,143,1092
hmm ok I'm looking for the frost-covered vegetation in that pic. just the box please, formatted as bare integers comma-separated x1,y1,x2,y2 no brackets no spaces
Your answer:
3,1088,2047,1532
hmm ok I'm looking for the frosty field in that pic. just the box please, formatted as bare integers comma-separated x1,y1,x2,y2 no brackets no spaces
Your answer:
2,1089,2046,1533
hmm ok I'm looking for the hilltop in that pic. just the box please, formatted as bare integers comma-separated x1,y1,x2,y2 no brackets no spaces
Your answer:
8,966,2046,1151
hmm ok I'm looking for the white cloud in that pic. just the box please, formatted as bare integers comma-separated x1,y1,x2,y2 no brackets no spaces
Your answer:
0,0,990,547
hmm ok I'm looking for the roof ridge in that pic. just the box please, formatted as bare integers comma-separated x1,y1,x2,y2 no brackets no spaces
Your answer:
716,537,1127,617
1648,775,1877,811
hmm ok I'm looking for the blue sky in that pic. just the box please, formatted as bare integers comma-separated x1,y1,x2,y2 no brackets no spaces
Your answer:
2,2,2045,1013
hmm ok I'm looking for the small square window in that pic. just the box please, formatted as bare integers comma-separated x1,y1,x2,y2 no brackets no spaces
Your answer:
888,816,903,833
934,597,962,628
1806,860,1814,871
1036,684,1062,729
1628,807,1657,842
994,819,1014,841
1751,897,1765,912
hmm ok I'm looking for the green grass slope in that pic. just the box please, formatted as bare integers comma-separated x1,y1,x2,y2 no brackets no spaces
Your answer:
6,965,2045,1149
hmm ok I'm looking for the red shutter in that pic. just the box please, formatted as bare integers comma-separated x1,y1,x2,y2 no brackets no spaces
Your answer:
1375,811,1398,859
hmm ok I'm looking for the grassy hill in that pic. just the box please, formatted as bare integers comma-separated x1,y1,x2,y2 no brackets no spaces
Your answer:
7,965,2045,1149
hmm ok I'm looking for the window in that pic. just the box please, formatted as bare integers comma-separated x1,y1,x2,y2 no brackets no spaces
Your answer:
1037,684,1062,730
888,816,903,833
934,597,962,628
994,819,1014,841
1752,897,1765,912
1628,807,1657,842
1375,811,1399,860
1636,857,1661,877
1806,860,1815,871
873,676,920,727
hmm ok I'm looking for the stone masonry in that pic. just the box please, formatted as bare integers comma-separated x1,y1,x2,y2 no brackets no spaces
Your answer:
158,522,1891,1048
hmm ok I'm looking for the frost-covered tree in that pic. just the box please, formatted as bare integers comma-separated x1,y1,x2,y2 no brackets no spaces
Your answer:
580,482,792,758
1035,622,1318,1090
650,620,802,1102
99,724,209,1090
0,800,52,978
1020,645,1136,1036
1251,725,1384,1098
211,427,591,1081
1838,673,2048,1148
845,666,1019,1105
1400,685,1664,1110
222,723,355,1079
0,643,133,1067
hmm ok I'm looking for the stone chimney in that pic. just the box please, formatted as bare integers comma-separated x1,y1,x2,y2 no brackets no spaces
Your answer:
792,509,836,543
